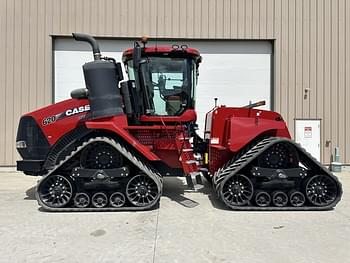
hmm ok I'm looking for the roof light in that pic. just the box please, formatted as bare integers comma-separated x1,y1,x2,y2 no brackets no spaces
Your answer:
141,35,149,45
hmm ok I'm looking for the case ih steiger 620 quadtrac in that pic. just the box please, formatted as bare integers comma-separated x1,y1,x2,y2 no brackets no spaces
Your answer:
16,33,342,211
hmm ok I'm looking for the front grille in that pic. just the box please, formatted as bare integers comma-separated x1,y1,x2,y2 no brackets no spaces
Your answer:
16,116,50,159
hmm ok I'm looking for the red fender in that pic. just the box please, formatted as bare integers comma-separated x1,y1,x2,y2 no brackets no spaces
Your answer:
207,106,291,153
85,115,161,161
229,116,291,152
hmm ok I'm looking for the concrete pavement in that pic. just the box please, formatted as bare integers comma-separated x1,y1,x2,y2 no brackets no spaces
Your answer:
0,171,349,263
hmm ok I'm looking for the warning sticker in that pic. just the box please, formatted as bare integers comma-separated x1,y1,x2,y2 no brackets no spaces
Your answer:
304,127,312,138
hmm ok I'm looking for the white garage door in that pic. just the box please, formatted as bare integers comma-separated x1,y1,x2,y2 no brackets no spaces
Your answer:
54,39,272,135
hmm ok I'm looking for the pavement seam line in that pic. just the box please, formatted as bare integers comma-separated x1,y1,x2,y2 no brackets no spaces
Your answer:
152,208,160,263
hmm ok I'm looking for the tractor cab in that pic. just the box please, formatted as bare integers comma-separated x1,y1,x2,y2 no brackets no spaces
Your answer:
121,40,201,120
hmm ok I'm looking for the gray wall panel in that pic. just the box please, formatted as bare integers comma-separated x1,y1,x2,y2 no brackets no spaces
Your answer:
0,0,349,165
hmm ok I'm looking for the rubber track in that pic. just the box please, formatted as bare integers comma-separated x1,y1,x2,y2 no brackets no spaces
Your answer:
43,125,91,170
36,136,163,212
213,137,343,211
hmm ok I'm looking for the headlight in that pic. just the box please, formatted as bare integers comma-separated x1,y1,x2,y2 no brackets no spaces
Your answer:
16,140,27,149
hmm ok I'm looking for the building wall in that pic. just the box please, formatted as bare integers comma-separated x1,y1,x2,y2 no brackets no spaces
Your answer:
0,0,349,166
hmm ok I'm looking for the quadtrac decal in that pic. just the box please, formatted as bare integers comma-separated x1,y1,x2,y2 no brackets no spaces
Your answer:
42,105,90,126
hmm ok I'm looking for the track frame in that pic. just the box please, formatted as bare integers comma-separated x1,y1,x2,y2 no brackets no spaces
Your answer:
36,136,163,212
213,137,343,211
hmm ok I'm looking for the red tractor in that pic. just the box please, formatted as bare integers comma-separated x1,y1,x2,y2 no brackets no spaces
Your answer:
16,33,342,211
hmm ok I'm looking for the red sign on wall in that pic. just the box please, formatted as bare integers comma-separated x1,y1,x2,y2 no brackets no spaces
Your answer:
304,127,312,138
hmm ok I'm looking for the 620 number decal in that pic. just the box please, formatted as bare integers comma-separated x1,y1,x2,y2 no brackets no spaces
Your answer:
42,115,56,126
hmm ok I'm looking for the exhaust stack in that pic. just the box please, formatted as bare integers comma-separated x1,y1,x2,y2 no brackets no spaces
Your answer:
72,33,124,119
72,33,101,60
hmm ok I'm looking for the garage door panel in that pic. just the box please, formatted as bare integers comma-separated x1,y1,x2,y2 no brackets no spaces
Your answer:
54,50,125,101
54,39,272,136
195,53,271,133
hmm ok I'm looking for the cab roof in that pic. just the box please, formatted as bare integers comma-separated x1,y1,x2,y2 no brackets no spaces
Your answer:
122,46,201,63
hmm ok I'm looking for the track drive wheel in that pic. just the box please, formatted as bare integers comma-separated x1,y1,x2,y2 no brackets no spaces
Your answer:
37,175,73,208
258,142,299,169
305,174,338,207
220,174,254,207
80,142,123,169
126,174,161,207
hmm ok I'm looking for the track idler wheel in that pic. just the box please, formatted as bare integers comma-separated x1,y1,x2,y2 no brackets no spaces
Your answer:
220,174,254,207
305,174,338,207
109,192,126,208
92,192,108,208
272,191,288,207
289,191,305,207
255,191,271,207
37,175,73,208
74,193,90,208
126,174,161,207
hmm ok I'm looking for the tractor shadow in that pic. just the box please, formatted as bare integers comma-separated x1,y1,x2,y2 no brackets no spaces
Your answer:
25,185,36,200
161,177,200,208
162,176,229,210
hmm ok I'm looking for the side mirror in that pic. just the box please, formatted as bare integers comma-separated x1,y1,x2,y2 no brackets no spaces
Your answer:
71,88,89,99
